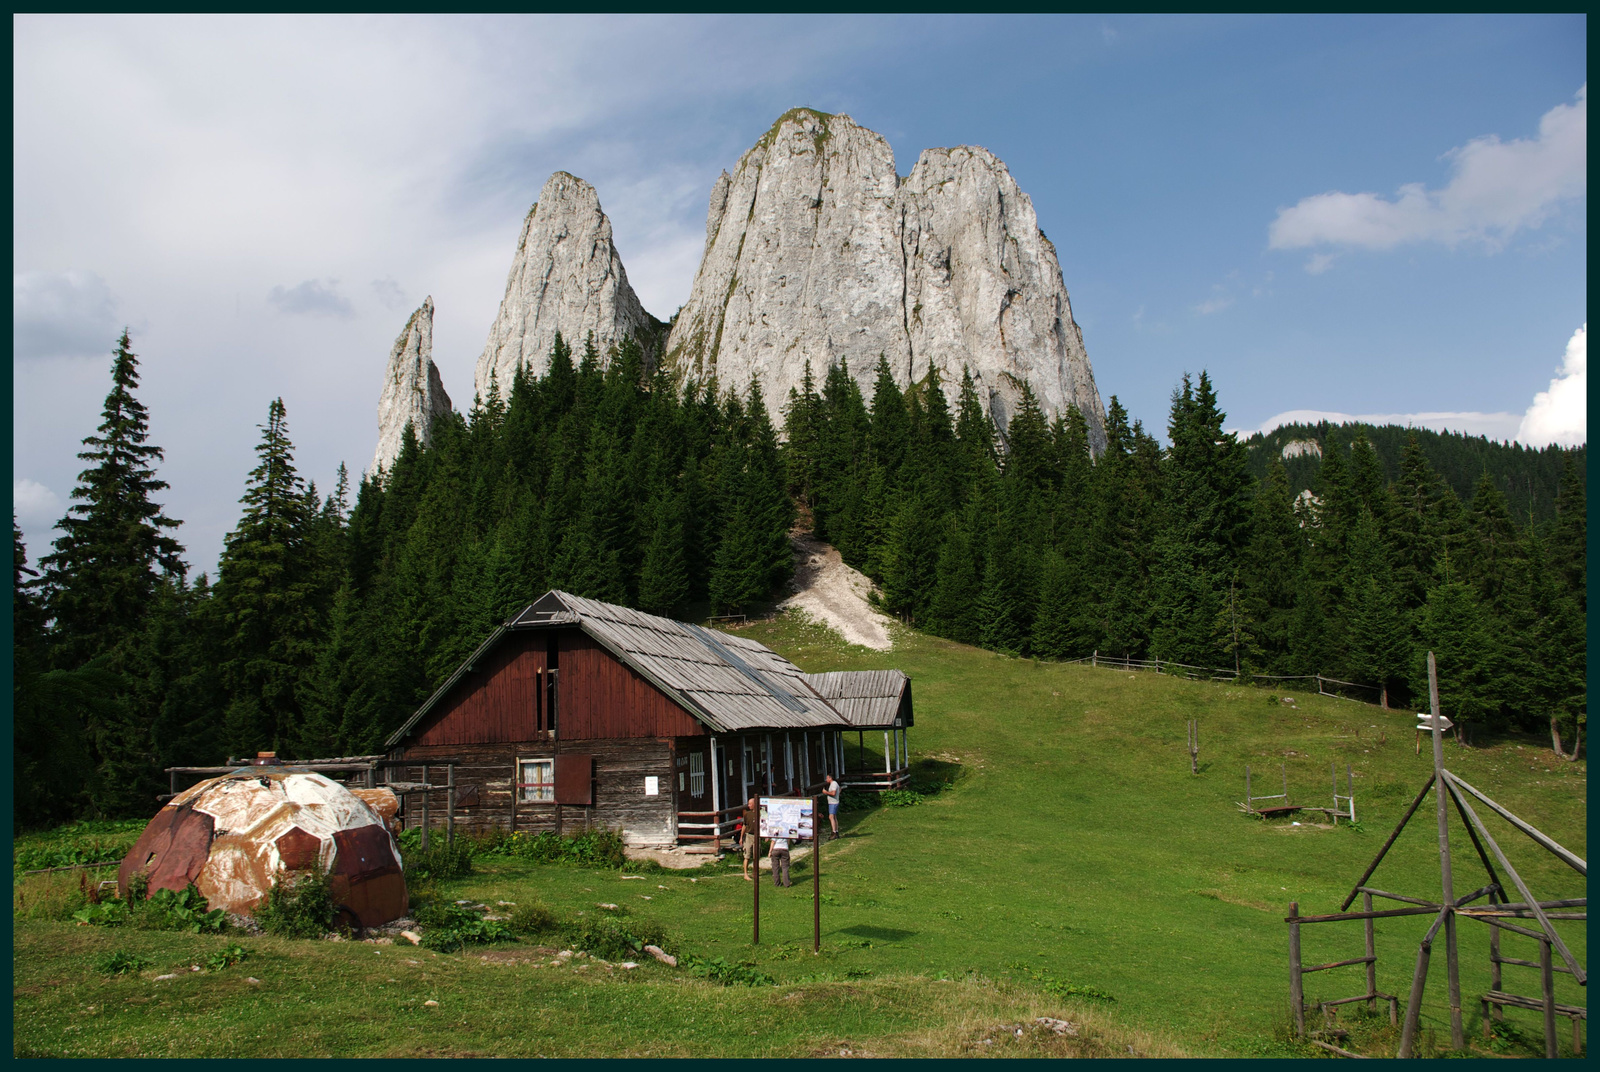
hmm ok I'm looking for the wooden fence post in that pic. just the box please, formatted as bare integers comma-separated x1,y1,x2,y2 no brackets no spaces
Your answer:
1541,939,1558,1059
1363,891,1378,1016
1288,902,1305,1037
1398,939,1432,1057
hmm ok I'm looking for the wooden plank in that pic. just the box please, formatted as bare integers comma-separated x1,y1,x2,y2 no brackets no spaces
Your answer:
1303,955,1378,974
1340,774,1436,911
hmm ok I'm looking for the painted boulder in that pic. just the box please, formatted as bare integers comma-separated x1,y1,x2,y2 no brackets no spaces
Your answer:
117,768,408,928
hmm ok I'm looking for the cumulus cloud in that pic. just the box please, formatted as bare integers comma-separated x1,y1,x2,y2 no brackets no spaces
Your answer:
1238,408,1523,442
1517,324,1585,448
268,279,355,318
13,478,64,526
1193,295,1234,316
1270,85,1587,258
13,269,119,358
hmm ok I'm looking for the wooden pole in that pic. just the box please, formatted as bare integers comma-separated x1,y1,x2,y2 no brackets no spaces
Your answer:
813,795,821,953
1246,765,1252,808
1445,772,1586,876
1397,939,1433,1058
1444,772,1585,983
1340,774,1437,910
1363,891,1378,1015
1488,921,1502,1022
1540,938,1558,1059
1427,652,1465,1051
1288,902,1305,1036
421,764,430,850
710,737,722,852
509,758,518,833
447,762,456,846
752,802,760,946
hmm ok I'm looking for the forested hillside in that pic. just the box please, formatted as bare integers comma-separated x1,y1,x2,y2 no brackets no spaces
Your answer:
1242,421,1582,525
14,333,1587,827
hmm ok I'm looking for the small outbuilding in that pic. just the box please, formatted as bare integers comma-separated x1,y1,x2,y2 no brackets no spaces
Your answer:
383,591,914,848
118,764,408,928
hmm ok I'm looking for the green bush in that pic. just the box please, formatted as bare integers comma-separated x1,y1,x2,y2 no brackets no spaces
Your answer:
565,913,666,960
880,789,925,808
508,901,559,936
254,864,339,938
137,885,227,934
480,829,627,869
69,882,225,934
401,833,474,883
93,950,151,976
678,952,774,986
412,898,516,952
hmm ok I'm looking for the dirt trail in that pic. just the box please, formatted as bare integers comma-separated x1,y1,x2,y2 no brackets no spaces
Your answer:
779,533,895,651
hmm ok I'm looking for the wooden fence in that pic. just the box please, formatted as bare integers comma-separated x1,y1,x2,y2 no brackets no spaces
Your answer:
1066,652,1383,704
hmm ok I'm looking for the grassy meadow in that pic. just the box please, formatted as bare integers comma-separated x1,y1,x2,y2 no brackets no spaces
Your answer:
13,614,1587,1058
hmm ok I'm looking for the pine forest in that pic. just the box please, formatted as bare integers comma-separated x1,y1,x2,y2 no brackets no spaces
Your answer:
13,332,1587,825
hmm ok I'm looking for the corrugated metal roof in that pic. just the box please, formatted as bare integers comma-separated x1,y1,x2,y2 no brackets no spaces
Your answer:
390,591,852,746
803,670,913,728
550,592,844,733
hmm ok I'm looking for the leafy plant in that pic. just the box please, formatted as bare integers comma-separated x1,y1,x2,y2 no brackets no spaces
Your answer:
679,952,774,987
400,831,475,883
72,900,130,927
1009,963,1115,1003
880,789,924,808
480,829,627,869
93,950,151,976
414,899,516,952
255,864,338,938
508,901,559,936
138,885,227,934
206,944,249,971
565,914,665,960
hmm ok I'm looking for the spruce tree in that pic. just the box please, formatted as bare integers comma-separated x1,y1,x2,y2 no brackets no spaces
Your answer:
41,331,186,670
214,398,320,756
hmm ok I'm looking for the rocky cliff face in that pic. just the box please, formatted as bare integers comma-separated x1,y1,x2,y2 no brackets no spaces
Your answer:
475,171,658,400
664,109,1105,450
373,297,452,474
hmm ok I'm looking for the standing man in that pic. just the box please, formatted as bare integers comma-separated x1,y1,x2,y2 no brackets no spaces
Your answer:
741,795,760,882
769,832,792,887
824,773,842,840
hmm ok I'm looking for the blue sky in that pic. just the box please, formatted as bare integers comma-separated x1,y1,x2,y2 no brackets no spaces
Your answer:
13,14,1587,575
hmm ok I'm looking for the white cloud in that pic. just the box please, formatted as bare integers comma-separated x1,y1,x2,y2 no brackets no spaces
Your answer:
1193,295,1233,316
13,270,119,358
1517,324,1585,447
13,478,64,526
1237,408,1523,442
1270,85,1587,254
269,279,355,318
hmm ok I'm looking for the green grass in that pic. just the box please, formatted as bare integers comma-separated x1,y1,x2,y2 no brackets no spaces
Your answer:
12,613,1586,1057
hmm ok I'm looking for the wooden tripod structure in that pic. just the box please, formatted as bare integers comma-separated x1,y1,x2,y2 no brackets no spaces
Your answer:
1285,653,1586,1058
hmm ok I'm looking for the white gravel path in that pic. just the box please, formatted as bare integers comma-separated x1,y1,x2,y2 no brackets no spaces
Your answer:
778,534,895,651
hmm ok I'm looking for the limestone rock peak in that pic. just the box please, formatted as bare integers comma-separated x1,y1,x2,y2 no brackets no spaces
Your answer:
475,171,659,399
372,297,451,475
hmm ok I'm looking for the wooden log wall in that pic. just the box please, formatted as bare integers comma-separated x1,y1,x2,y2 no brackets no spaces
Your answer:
559,633,707,739
393,738,679,846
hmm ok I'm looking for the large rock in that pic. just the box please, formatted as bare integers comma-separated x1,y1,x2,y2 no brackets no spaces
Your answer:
475,172,659,399
372,297,451,474
664,108,1105,450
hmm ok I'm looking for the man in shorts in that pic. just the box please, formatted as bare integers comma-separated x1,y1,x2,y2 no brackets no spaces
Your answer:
741,796,760,881
824,773,842,839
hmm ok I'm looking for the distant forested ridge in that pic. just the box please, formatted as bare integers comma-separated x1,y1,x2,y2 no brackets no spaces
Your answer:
1242,422,1582,526
14,334,1586,826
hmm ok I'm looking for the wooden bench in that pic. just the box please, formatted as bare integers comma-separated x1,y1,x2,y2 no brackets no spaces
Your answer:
1481,990,1585,1055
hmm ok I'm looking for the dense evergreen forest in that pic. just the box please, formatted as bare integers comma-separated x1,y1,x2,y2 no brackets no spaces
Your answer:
14,333,1587,826
1241,421,1582,526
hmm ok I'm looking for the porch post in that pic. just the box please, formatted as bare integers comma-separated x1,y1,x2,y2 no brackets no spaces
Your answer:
710,736,722,850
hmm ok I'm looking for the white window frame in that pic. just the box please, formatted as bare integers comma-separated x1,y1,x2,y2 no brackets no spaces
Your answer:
518,757,554,803
689,752,705,797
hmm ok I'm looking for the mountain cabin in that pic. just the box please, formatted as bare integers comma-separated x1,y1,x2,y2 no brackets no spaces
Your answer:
382,591,914,848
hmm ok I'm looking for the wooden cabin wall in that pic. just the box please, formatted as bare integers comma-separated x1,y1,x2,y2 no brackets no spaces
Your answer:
410,635,548,748
391,738,678,847
557,633,706,739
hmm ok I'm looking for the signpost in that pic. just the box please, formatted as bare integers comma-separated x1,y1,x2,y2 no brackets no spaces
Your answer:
752,795,823,952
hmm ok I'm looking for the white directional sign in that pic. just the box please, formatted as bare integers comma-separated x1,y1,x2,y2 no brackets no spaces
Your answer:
1416,713,1454,732
759,797,815,841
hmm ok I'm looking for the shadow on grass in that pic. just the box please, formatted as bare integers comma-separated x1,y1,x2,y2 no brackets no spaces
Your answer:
839,925,917,943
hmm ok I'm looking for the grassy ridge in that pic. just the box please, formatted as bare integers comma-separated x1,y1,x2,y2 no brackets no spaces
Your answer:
12,614,1586,1057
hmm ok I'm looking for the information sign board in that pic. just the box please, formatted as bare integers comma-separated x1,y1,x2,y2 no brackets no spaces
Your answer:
759,796,814,841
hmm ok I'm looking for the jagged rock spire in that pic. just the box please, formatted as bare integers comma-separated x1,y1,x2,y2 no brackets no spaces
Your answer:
372,297,451,475
475,171,658,398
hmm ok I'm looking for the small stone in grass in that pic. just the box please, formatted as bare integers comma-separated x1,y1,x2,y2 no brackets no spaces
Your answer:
621,962,639,970
424,999,439,1007
154,973,179,981
246,977,261,985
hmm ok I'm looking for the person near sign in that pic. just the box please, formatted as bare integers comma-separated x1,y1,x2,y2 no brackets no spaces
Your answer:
741,796,760,881
769,834,792,887
824,773,841,839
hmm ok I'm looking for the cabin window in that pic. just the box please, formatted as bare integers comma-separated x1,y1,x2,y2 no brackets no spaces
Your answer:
519,758,554,803
689,752,705,797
